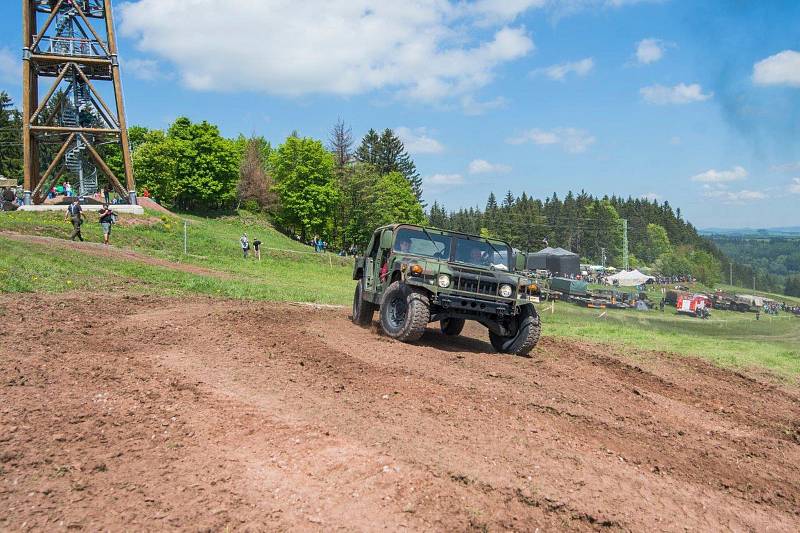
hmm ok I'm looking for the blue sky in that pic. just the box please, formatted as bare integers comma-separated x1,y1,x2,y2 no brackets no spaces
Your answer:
2,0,799,229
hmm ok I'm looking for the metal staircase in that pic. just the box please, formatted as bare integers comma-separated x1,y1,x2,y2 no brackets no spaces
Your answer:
53,6,99,196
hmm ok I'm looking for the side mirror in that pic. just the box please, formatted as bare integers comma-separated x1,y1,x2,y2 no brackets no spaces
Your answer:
380,230,393,250
514,251,526,271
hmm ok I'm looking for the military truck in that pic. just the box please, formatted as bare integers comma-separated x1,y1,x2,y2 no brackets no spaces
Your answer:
351,224,542,356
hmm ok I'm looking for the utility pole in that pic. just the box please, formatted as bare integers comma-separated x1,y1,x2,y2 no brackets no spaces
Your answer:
21,0,136,205
729,262,733,286
622,219,629,270
601,247,606,273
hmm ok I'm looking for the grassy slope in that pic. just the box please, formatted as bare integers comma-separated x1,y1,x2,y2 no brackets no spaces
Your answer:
0,209,353,305
1,209,798,381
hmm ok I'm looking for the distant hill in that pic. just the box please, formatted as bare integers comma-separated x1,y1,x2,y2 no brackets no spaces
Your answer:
700,226,800,237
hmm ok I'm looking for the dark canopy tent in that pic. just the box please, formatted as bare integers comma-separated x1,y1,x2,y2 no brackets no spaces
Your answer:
526,246,580,276
525,252,548,270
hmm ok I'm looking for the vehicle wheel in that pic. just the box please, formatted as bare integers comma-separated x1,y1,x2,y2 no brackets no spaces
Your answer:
440,317,465,336
379,281,430,342
489,305,540,356
352,278,375,326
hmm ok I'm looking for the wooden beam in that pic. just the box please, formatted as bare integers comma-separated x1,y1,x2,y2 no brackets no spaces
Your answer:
31,133,76,198
30,0,65,52
79,134,127,197
30,62,72,123
31,125,120,134
71,1,112,57
73,63,120,128
104,0,136,197
31,54,112,66
22,0,34,197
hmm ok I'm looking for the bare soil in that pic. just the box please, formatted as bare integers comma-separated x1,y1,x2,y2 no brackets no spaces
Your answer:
1,293,798,531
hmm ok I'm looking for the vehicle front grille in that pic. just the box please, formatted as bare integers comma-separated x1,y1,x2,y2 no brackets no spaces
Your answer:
453,275,498,296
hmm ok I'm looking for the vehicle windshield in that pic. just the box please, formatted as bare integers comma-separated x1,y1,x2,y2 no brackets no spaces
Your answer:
454,237,511,270
393,228,452,259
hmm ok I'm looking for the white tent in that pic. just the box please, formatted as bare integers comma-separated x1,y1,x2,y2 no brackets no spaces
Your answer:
606,269,654,287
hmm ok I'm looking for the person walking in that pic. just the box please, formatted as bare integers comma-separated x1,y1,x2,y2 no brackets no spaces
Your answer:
252,238,262,260
102,186,110,204
98,203,116,245
64,199,85,241
64,182,72,197
240,233,250,259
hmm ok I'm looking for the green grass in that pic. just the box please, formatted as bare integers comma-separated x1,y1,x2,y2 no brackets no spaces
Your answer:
540,301,800,381
1,208,798,382
0,209,353,305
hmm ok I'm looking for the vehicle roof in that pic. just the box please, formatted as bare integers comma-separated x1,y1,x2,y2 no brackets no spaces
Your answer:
376,223,511,246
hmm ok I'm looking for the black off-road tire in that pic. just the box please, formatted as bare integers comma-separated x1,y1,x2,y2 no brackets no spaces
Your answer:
489,305,541,356
440,318,465,336
379,281,430,342
352,278,375,326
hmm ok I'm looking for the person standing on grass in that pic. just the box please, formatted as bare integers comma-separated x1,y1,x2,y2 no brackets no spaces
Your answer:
252,238,262,260
240,232,250,259
98,203,116,245
64,199,85,241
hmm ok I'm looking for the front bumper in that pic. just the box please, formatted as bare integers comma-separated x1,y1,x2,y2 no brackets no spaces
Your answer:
434,293,515,317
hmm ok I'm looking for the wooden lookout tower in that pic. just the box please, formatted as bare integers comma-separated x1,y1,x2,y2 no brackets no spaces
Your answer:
21,0,136,205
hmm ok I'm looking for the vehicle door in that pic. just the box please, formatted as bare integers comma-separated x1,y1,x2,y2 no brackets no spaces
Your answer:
373,229,394,294
364,230,382,292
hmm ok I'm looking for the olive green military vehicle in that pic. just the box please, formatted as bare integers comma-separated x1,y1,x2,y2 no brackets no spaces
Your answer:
351,224,542,355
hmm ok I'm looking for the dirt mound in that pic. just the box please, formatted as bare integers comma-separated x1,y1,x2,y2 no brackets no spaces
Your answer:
136,196,175,215
1,293,798,531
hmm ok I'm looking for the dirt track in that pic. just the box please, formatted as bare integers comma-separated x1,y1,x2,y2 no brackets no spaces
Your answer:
1,293,799,531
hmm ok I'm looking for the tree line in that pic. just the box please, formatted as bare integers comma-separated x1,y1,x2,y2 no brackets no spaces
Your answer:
2,89,795,294
429,190,723,286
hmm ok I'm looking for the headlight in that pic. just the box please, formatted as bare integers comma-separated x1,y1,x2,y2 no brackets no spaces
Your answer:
437,274,451,288
499,284,513,298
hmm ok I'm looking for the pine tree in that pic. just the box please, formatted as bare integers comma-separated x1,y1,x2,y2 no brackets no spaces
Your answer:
356,128,423,205
0,92,23,182
355,128,380,167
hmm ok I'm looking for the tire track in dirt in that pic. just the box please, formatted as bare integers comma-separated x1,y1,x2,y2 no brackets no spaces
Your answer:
1,293,798,531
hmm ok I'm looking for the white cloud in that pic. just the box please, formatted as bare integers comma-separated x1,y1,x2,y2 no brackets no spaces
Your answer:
533,57,594,81
119,1,534,106
669,136,682,145
642,192,660,201
468,159,511,174
123,58,165,81
395,127,444,154
426,173,464,186
641,83,712,104
635,38,665,65
459,95,508,115
507,127,595,153
789,178,800,194
752,50,800,87
466,0,547,23
0,47,17,84
704,189,767,203
690,166,747,183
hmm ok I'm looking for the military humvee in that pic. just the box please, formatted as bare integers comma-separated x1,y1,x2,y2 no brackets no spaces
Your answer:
351,224,542,355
